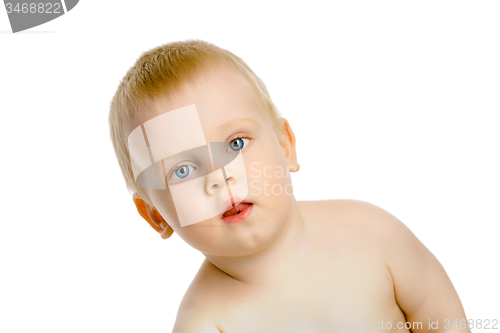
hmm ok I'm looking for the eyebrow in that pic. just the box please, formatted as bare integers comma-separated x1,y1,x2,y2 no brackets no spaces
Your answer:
217,117,259,133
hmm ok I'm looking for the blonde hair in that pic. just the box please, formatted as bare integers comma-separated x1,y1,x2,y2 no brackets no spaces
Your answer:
108,39,281,206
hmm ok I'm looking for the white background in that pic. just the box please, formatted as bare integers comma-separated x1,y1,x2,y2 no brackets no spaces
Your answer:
1,1,499,332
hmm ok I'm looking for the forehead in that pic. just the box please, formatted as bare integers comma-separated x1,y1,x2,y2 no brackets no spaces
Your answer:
135,66,267,136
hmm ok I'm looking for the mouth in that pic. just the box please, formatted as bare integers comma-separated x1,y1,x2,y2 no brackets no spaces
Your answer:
221,201,254,224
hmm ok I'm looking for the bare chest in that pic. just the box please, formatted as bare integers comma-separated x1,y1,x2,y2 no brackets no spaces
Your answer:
215,249,409,333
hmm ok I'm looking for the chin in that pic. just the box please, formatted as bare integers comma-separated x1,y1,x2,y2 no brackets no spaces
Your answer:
231,206,291,253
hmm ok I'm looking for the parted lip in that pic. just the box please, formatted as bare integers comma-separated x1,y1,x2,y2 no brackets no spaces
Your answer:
221,197,252,216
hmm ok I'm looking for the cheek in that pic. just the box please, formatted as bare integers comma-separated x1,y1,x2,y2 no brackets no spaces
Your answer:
147,188,180,227
244,145,294,200
174,225,221,252
147,188,226,250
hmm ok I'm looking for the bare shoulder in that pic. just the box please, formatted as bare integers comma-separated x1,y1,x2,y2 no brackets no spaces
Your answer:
297,198,400,226
298,199,415,247
173,314,221,333
172,259,230,333
301,203,468,325
299,199,435,280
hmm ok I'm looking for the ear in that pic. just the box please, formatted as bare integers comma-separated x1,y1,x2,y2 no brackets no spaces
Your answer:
278,118,300,172
133,193,174,239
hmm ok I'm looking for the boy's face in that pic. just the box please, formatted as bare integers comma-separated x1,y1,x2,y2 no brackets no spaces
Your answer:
129,66,298,257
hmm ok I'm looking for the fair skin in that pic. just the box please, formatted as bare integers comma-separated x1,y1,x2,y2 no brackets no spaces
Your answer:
131,65,469,333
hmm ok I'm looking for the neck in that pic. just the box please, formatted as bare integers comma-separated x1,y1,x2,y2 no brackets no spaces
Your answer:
203,198,309,286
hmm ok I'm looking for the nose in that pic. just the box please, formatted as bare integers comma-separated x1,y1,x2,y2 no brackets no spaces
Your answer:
224,174,237,186
204,169,227,195
205,168,238,195
222,165,239,188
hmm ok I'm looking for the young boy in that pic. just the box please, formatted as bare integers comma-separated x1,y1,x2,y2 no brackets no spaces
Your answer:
109,40,469,332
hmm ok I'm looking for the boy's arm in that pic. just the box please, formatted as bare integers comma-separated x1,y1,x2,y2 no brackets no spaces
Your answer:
355,201,470,333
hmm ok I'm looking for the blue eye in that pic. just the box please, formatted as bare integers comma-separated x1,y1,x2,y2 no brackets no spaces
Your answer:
171,165,195,180
228,138,249,152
